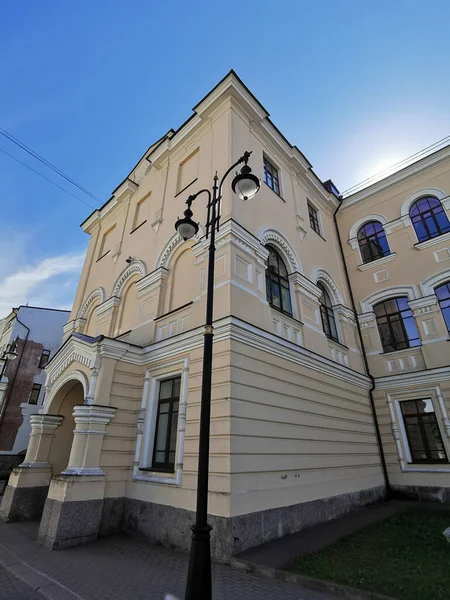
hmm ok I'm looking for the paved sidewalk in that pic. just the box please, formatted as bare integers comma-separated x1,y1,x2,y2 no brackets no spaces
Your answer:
0,563,44,600
0,521,340,600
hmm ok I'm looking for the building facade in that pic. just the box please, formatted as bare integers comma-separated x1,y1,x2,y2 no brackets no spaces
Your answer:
0,306,70,462
1,71,449,559
337,148,450,501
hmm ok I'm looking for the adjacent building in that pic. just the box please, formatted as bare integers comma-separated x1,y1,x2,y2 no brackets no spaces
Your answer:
0,306,70,462
1,71,449,559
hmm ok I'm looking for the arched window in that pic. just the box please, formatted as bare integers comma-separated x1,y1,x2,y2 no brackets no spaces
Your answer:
357,221,390,264
435,282,450,333
374,297,420,353
317,283,338,342
265,246,292,315
409,196,450,243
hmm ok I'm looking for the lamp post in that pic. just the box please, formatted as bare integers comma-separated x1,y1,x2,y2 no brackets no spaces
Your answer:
0,337,19,379
175,151,260,600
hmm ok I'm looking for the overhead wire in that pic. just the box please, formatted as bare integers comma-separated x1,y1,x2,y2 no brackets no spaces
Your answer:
341,134,450,197
0,146,97,210
0,127,102,204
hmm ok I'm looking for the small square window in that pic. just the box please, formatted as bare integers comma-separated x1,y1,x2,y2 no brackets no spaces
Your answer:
29,383,42,405
308,203,321,235
263,156,281,195
38,349,51,369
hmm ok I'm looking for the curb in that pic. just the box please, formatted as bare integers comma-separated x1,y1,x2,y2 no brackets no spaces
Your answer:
229,557,398,600
0,541,85,600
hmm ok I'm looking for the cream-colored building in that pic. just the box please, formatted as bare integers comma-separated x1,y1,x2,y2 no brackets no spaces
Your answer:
1,71,449,558
337,147,450,501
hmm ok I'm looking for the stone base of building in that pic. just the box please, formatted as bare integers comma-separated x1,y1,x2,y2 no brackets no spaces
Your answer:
111,485,386,562
393,485,450,503
0,485,49,522
38,497,104,550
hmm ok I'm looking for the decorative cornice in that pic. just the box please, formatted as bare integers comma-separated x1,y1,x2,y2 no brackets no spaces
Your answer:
358,312,377,328
375,367,450,390
111,261,146,297
113,179,138,203
259,228,300,272
46,338,97,387
96,296,121,318
136,267,169,296
315,269,343,304
289,272,321,302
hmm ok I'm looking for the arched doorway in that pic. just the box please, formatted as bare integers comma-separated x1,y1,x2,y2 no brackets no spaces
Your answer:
47,380,84,475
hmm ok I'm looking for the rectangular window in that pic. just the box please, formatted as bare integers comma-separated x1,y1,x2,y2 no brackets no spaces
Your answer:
263,156,280,195
132,195,149,232
29,383,42,405
152,377,181,472
38,349,51,369
400,399,447,463
308,203,321,235
98,224,116,260
374,297,421,353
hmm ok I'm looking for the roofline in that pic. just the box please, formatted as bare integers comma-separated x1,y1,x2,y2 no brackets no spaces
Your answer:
342,140,450,205
16,305,71,313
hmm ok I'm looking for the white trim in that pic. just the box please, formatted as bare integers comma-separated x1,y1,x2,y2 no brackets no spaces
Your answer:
43,369,88,413
387,389,450,472
77,288,105,319
358,253,396,271
349,214,388,241
360,285,418,313
134,357,189,486
111,261,146,298
259,227,302,274
420,268,450,295
400,187,447,219
313,269,343,305
375,366,450,389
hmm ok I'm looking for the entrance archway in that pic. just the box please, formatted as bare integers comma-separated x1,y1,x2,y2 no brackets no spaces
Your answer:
47,380,84,475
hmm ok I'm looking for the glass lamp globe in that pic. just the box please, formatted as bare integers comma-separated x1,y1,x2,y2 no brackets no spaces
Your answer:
231,165,260,201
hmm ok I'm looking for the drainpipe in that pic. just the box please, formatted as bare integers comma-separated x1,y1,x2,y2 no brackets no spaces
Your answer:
0,314,31,428
332,198,392,497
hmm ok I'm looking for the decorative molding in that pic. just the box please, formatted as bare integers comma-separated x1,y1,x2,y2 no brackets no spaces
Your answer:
96,296,121,318
383,218,405,235
113,179,139,203
334,304,356,324
360,285,419,313
400,187,447,220
375,366,450,390
314,269,343,304
111,261,146,297
415,230,450,251
151,209,163,233
45,338,97,390
296,215,307,240
259,227,301,273
358,253,396,271
348,214,388,241
420,268,450,295
408,295,440,316
136,267,169,297
358,312,377,328
77,288,106,319
289,272,321,302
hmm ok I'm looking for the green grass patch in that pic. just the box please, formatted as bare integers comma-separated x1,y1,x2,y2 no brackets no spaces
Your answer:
289,509,450,600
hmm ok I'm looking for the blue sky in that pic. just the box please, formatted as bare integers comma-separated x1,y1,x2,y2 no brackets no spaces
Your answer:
1,0,450,317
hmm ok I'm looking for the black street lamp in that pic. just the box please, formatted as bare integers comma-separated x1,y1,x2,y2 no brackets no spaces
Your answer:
0,337,19,379
175,151,260,600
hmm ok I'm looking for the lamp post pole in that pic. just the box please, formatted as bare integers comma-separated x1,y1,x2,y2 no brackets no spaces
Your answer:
176,152,260,600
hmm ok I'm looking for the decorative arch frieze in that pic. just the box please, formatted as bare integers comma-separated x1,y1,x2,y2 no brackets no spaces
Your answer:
259,228,301,273
78,287,105,319
314,269,343,305
111,261,146,298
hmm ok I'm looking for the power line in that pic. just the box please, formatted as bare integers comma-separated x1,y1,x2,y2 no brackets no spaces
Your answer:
341,134,450,197
0,146,97,209
0,128,102,204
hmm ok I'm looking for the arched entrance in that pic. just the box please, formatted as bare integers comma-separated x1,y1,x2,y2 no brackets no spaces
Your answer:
47,380,84,475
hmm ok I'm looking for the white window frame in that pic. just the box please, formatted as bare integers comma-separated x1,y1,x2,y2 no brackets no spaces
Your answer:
387,386,450,472
133,357,189,485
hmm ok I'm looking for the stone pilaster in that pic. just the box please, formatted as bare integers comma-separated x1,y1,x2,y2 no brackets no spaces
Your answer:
0,414,63,522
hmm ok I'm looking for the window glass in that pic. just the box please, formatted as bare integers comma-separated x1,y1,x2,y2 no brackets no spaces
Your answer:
308,203,321,235
374,297,420,352
409,196,450,242
400,399,447,463
435,282,450,333
357,221,390,264
152,377,181,471
263,157,280,195
318,283,338,343
38,349,51,369
265,246,292,316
